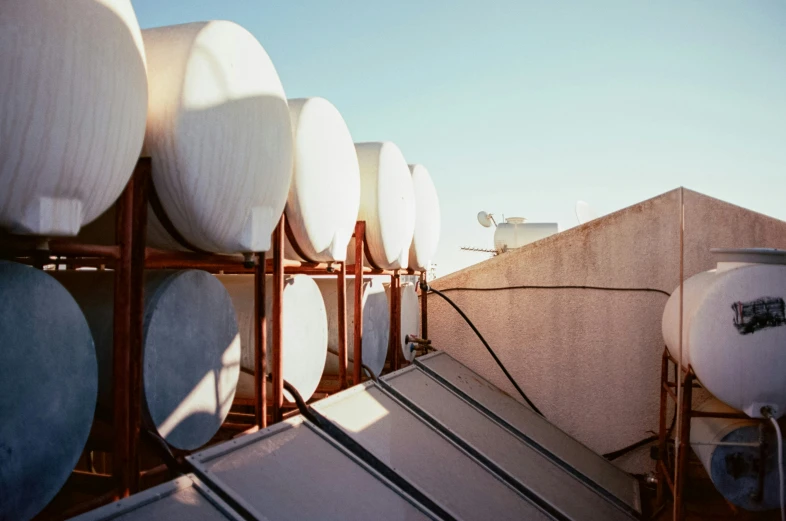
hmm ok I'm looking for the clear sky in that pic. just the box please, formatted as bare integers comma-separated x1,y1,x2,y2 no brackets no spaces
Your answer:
131,1,786,277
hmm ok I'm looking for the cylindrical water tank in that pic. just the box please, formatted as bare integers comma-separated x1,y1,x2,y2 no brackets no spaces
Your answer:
663,248,786,418
386,282,420,362
348,142,416,270
218,275,328,402
0,262,98,521
691,397,786,511
55,270,240,450
0,0,148,237
493,218,558,253
283,98,360,262
142,21,292,253
408,164,440,271
315,277,390,377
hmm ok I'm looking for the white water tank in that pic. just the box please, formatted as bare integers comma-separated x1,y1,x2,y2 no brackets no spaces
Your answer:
386,282,420,362
663,248,786,418
408,164,441,271
691,397,786,511
315,277,390,377
0,0,148,237
493,218,558,253
55,270,240,450
218,274,328,402
348,142,416,269
0,262,98,521
282,98,360,262
142,21,292,254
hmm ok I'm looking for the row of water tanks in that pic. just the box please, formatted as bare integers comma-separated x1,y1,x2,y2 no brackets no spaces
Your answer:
0,1,439,519
0,0,441,271
0,260,421,521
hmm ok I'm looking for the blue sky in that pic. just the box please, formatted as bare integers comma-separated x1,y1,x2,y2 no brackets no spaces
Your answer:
131,1,786,276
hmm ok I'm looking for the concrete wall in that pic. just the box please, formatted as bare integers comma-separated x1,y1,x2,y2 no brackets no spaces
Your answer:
427,188,786,472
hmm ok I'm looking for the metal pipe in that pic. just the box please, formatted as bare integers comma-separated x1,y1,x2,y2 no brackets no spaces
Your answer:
337,261,348,388
254,252,267,428
272,215,285,423
353,221,365,385
112,167,134,499
128,158,149,494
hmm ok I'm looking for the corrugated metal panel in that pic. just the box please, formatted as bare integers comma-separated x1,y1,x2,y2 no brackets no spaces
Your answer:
415,351,641,514
69,475,244,521
312,382,555,521
187,417,438,521
382,366,637,521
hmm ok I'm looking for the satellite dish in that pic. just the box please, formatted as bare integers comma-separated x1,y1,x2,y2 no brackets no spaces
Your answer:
477,211,492,228
575,201,598,225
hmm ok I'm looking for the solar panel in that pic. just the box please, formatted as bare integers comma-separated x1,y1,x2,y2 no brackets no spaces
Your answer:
415,351,641,515
187,416,438,521
312,382,555,521
381,365,638,520
68,475,244,521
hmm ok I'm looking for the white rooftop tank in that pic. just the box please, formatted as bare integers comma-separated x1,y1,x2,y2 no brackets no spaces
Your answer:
662,248,786,418
493,218,558,253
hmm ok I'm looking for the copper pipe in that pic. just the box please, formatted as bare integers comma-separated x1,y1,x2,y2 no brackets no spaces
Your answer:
112,169,134,499
353,222,365,385
254,253,267,428
272,215,285,423
337,261,348,389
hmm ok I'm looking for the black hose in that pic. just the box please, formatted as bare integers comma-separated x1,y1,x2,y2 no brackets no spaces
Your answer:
603,364,679,460
421,281,544,416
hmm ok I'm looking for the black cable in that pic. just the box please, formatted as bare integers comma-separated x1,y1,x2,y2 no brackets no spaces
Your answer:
603,364,679,460
436,284,671,297
421,281,544,416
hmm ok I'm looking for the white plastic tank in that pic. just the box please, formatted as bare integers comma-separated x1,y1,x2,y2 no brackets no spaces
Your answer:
408,164,441,271
0,262,98,521
55,270,240,450
218,274,328,402
0,0,148,237
283,98,360,262
386,282,421,362
691,397,786,511
663,248,786,418
348,142,416,270
315,277,390,378
141,21,292,253
493,218,558,253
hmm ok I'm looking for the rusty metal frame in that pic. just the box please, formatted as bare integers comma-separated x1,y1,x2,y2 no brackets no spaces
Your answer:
654,347,769,519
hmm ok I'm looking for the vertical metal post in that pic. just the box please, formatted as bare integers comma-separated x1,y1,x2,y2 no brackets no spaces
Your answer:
388,273,401,371
128,159,148,493
272,215,285,423
112,158,148,498
673,187,686,520
656,348,669,505
420,271,428,340
674,371,694,519
112,170,133,499
337,261,348,389
353,222,365,385
254,253,267,428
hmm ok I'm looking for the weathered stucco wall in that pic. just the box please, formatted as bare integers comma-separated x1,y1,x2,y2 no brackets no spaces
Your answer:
428,188,786,472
